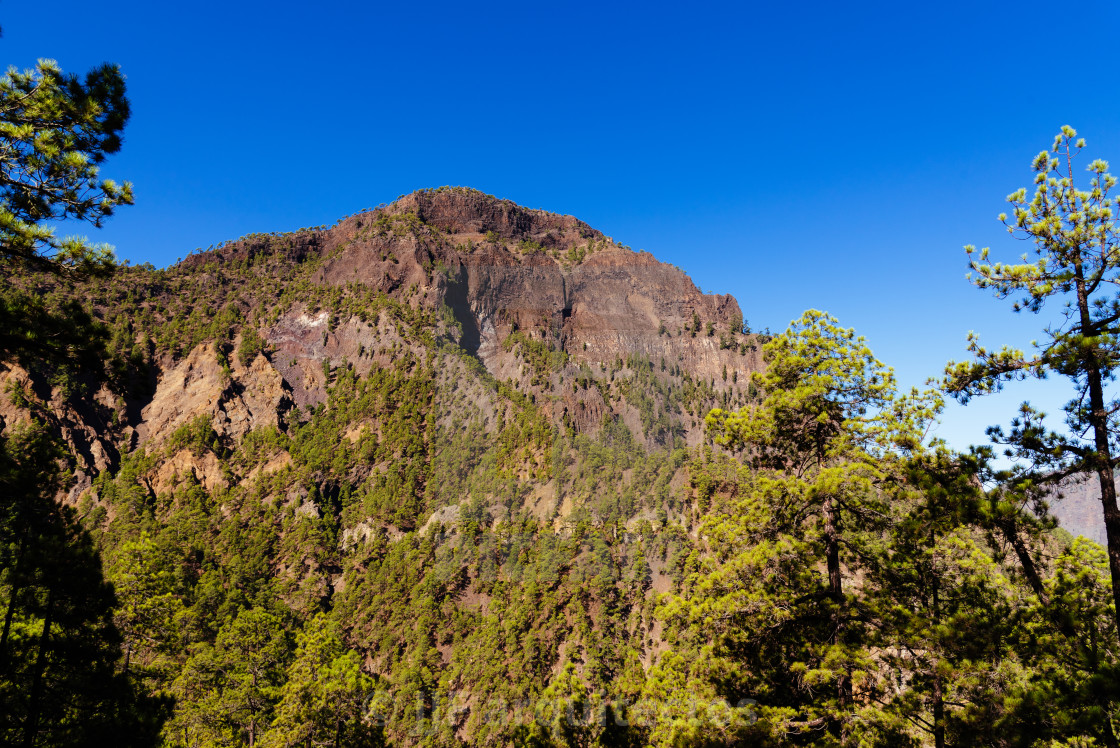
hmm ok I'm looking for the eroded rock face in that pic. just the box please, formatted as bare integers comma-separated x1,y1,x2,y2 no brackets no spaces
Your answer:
138,341,293,449
560,249,745,383
218,351,292,440
403,188,598,242
0,363,36,434
150,448,228,495
1047,475,1110,547
202,188,762,444
310,188,757,388
0,362,122,498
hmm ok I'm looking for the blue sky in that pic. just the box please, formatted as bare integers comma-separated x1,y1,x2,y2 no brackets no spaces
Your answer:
6,1,1120,450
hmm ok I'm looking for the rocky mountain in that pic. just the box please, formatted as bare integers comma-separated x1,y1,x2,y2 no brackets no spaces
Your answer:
1048,474,1110,547
214,187,751,409
3,187,761,493
0,187,768,744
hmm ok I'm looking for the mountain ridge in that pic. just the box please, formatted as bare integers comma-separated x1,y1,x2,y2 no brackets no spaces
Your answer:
2,186,762,502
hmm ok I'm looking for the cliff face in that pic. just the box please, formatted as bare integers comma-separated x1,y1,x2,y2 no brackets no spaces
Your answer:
401,188,742,376
137,341,292,447
164,187,760,427
1048,475,1110,547
303,187,756,406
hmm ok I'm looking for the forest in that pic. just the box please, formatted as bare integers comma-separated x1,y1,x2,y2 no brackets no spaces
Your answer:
1,43,1120,748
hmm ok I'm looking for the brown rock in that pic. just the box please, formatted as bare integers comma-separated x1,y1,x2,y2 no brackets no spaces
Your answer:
151,448,228,495
138,340,292,449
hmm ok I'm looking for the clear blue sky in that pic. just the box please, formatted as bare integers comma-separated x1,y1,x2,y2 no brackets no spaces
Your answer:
6,1,1120,450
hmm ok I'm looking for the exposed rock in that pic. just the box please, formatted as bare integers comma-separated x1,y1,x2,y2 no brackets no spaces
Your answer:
295,499,320,520
0,362,122,479
151,448,227,495
1047,474,1110,547
0,363,34,432
418,503,462,535
243,451,292,484
4,187,763,495
306,188,758,388
137,341,293,449
137,343,227,447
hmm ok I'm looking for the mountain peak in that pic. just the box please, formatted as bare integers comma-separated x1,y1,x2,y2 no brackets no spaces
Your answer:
373,186,605,254
127,189,755,444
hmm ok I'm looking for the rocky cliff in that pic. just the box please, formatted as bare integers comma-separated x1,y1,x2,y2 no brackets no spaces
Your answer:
257,187,753,406
163,187,760,435
1048,474,1111,547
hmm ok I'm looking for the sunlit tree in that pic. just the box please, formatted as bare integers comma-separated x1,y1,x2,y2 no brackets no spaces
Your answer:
945,126,1120,644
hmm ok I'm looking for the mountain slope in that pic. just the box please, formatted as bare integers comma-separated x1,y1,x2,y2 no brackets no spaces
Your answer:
4,188,762,489
0,187,765,745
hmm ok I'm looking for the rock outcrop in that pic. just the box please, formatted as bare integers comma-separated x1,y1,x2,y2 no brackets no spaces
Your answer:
301,187,757,389
1047,475,1110,547
138,340,293,449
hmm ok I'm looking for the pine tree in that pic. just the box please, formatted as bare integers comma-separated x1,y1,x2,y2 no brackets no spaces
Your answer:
107,533,187,688
0,57,131,276
0,420,160,746
263,614,380,748
944,126,1120,646
0,46,133,392
690,310,939,743
865,451,1030,747
170,608,291,747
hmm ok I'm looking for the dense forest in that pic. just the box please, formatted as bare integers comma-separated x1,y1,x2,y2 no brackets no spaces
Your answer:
1,50,1119,748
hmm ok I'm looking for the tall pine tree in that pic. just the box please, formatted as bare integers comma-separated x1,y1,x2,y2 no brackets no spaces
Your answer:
945,126,1120,646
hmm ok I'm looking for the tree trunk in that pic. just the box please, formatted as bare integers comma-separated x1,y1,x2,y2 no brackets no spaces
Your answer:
822,494,851,711
824,496,843,605
1073,255,1120,647
998,517,1049,605
932,672,945,748
931,526,945,748
1089,401,1120,649
1101,710,1120,748
21,585,54,748
0,576,19,673
0,529,28,674
816,419,851,723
